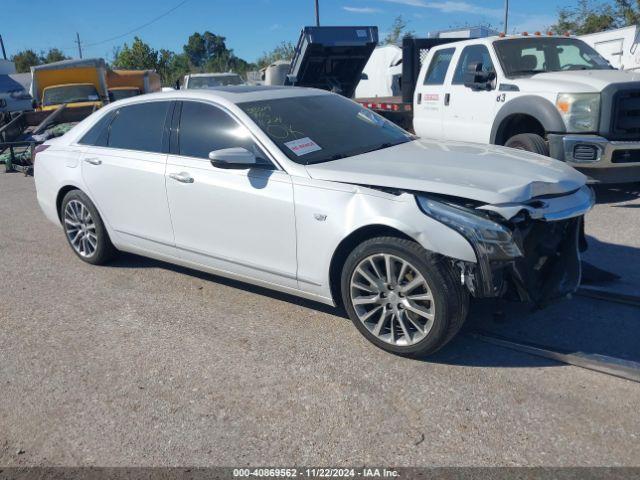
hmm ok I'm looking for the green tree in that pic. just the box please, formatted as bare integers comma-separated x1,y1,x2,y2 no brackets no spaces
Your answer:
256,41,295,68
551,0,639,34
43,48,68,64
384,16,414,45
109,32,254,87
157,49,190,87
11,49,41,73
184,31,229,68
112,37,159,70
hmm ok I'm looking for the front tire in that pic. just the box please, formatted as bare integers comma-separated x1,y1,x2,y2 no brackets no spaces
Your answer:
340,236,469,357
61,190,116,265
505,133,550,156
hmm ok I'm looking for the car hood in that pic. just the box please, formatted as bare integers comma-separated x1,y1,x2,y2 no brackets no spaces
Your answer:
304,139,587,205
515,69,640,93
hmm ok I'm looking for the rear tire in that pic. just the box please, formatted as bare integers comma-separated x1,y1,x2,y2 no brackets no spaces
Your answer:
60,190,117,265
505,133,549,156
340,236,469,357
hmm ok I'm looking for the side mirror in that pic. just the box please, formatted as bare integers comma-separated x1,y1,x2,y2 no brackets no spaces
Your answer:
209,147,270,170
463,62,496,91
360,73,369,80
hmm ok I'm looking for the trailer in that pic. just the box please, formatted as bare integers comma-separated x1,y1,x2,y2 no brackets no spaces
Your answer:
0,104,94,174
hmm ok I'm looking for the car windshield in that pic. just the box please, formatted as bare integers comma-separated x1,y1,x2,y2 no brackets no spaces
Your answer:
108,88,140,101
238,94,414,165
493,37,613,77
43,84,100,106
187,75,243,88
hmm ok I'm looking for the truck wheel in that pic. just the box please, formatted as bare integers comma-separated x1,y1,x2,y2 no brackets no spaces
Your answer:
340,236,469,357
505,133,549,156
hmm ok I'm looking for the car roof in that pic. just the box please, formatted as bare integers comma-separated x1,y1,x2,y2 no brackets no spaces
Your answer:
108,85,332,106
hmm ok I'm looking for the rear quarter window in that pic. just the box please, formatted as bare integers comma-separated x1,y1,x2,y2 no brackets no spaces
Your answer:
78,111,115,147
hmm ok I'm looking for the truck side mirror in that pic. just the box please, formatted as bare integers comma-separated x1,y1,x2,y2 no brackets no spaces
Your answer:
463,62,496,91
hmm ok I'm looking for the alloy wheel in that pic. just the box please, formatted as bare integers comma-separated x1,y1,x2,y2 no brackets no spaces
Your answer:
350,253,436,346
64,199,98,258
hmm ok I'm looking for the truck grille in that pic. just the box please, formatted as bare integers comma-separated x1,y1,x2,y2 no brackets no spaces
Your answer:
612,90,640,138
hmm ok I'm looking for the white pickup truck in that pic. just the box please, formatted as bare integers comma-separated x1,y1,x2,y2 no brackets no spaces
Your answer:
363,34,640,183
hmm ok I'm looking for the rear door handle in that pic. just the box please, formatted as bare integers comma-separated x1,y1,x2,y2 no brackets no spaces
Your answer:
444,93,450,106
84,157,102,165
168,172,194,184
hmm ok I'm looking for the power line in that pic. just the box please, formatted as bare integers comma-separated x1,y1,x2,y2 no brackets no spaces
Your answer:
84,0,189,48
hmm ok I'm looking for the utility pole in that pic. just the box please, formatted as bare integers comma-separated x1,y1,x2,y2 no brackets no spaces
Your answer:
503,0,509,34
0,34,7,60
315,0,320,26
75,32,83,59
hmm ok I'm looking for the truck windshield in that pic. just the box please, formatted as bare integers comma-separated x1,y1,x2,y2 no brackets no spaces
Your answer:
187,75,243,89
43,84,100,106
238,94,414,165
493,37,613,77
109,88,140,102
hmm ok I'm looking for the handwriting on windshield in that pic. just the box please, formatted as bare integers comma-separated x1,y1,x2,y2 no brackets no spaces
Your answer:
246,105,304,140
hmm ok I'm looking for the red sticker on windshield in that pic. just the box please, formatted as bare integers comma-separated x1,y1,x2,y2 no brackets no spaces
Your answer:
284,137,322,156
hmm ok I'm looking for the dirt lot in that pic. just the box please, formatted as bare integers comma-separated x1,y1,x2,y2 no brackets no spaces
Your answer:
1,173,639,466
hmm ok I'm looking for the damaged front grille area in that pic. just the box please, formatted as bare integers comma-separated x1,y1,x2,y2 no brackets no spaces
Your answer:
462,216,584,306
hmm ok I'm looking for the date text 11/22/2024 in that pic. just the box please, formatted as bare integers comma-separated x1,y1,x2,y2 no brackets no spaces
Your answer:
233,468,400,477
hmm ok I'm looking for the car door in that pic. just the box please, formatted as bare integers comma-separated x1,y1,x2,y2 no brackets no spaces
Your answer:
80,100,176,255
413,47,456,140
442,44,499,143
165,100,298,288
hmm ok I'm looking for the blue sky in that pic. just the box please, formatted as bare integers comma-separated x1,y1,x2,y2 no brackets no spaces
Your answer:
3,0,571,63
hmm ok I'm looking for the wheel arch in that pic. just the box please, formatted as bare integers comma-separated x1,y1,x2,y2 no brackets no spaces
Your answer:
56,185,82,222
328,224,415,308
491,96,565,145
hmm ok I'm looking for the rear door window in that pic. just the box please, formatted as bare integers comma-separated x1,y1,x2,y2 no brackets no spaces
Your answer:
423,48,455,85
177,101,270,164
108,101,171,153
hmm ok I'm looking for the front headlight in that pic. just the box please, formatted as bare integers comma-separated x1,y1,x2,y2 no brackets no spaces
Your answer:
556,93,600,132
416,196,522,261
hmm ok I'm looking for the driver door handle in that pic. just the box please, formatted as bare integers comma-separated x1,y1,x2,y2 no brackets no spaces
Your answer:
84,157,102,165
168,172,194,184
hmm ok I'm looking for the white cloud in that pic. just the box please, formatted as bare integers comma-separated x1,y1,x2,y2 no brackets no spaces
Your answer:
343,6,382,13
378,0,503,17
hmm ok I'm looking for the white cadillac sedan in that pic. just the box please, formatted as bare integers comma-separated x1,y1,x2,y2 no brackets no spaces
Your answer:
34,86,594,356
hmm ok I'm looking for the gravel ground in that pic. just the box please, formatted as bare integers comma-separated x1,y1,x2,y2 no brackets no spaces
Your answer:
0,174,639,467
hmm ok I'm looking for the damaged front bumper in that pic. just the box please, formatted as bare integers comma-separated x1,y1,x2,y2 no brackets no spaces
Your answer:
464,216,584,305
417,185,595,306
